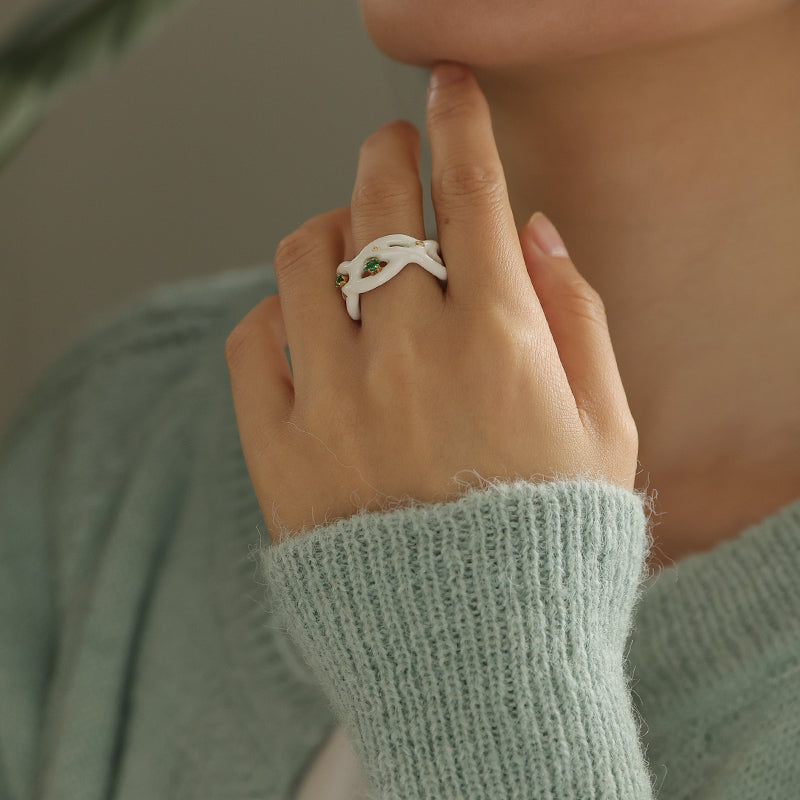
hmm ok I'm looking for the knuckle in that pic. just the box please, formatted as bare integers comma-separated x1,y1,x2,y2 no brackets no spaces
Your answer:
426,91,476,130
457,306,512,368
473,302,512,343
596,408,640,471
274,228,317,271
351,176,413,213
615,408,639,449
225,295,283,367
562,279,608,327
576,387,607,432
273,227,325,294
435,161,507,208
585,396,639,455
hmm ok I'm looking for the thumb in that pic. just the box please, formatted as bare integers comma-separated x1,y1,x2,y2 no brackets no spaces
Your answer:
520,212,630,434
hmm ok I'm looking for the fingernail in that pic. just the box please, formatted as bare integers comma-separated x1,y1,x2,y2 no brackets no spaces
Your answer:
527,211,569,258
428,62,469,95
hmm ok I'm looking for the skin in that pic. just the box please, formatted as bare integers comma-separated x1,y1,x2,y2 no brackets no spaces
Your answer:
357,0,800,569
229,74,637,543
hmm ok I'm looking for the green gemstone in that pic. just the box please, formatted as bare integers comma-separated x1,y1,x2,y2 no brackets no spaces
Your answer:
363,257,381,275
335,273,348,287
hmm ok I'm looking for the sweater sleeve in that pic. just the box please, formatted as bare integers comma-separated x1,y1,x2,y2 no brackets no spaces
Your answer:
0,369,72,800
261,476,656,799
0,277,227,800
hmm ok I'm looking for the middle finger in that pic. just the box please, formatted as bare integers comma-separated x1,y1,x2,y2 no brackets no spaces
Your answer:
349,119,442,328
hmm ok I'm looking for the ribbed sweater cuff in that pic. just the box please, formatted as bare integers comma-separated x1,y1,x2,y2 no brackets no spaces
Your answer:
262,478,655,799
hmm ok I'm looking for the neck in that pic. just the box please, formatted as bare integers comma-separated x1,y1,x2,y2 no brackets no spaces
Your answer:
472,7,800,563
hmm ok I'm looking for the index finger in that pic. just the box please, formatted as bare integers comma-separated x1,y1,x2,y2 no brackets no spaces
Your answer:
426,62,537,316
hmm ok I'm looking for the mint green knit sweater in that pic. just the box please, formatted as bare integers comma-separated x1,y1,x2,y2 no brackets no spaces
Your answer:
1,265,798,800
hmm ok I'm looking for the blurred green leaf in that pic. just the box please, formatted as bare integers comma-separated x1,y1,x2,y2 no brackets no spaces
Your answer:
0,0,197,173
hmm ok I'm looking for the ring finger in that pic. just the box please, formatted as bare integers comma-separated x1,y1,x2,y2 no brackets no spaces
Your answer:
349,119,442,329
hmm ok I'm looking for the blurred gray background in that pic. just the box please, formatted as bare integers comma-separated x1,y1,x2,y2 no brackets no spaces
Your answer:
0,0,435,437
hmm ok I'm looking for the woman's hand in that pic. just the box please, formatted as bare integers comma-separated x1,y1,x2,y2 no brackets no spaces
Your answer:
225,61,638,542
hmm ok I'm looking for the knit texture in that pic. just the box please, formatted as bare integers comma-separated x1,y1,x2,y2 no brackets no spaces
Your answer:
1,263,799,799
263,477,655,799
